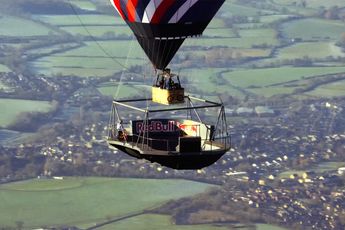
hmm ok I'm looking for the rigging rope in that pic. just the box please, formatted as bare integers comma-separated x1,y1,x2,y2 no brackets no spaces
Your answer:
67,0,130,71
113,38,134,100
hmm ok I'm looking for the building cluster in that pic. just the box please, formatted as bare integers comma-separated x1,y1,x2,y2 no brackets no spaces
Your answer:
230,172,345,229
0,71,345,229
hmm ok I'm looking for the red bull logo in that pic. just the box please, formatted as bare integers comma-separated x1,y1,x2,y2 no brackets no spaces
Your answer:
136,120,177,133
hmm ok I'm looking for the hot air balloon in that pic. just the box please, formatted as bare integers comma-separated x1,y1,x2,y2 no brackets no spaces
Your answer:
107,0,231,169
109,0,225,70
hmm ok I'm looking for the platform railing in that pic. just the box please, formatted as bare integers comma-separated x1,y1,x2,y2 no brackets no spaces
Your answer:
108,127,231,153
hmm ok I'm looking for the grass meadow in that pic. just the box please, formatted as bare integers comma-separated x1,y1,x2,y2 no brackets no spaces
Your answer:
221,2,275,17
98,83,151,99
181,68,247,99
248,86,296,97
0,14,55,37
222,67,345,88
59,25,132,37
0,64,10,73
70,0,97,11
279,162,345,179
29,40,147,77
307,79,345,98
34,14,121,26
272,0,345,8
0,177,214,228
277,42,345,60
98,214,229,230
282,18,345,40
0,99,53,128
185,34,279,49
98,215,287,230
4,1,345,98
26,43,80,56
60,41,144,59
260,15,293,24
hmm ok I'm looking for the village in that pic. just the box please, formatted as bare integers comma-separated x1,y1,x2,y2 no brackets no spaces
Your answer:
1,70,345,228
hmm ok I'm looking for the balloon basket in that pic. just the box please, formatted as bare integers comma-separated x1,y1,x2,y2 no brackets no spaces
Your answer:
152,87,184,105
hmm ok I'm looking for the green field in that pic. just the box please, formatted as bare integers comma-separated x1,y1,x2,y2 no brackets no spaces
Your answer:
307,79,345,98
29,40,148,77
30,56,125,77
208,18,226,28
260,15,293,24
0,177,215,228
277,42,345,60
59,25,132,37
316,162,345,172
222,66,345,88
186,35,278,49
99,214,288,230
248,86,296,97
98,82,151,99
272,0,345,8
30,65,122,78
0,14,55,37
0,64,10,73
203,28,237,38
53,40,143,59
282,18,345,40
235,14,293,29
256,224,288,230
182,68,225,91
99,214,229,230
71,0,97,11
279,162,345,178
26,43,81,56
181,68,246,98
182,48,271,61
0,99,53,127
34,14,121,26
239,28,277,40
185,27,279,48
221,2,275,17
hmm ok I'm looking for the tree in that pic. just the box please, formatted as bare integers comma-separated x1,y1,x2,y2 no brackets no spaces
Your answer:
324,6,339,20
301,0,307,8
339,32,345,48
15,221,24,230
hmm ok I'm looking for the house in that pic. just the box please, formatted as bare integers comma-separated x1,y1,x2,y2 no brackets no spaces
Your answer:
255,106,275,116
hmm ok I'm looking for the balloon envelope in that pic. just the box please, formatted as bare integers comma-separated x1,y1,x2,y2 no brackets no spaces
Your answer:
110,0,225,70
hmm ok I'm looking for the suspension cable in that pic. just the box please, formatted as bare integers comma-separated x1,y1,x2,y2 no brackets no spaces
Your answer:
67,0,129,71
114,39,134,100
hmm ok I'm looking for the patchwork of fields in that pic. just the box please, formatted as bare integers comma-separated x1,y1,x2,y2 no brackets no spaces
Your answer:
281,18,345,41
1,0,345,229
0,14,55,37
0,177,215,228
0,177,289,230
1,0,342,98
0,0,344,124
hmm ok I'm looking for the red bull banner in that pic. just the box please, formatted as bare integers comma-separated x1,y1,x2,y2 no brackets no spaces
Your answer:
132,119,181,135
135,120,177,133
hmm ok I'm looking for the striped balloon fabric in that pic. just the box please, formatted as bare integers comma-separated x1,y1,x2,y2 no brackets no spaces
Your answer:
109,0,225,70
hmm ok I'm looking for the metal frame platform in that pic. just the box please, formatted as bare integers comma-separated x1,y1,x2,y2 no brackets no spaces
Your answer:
107,95,231,169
